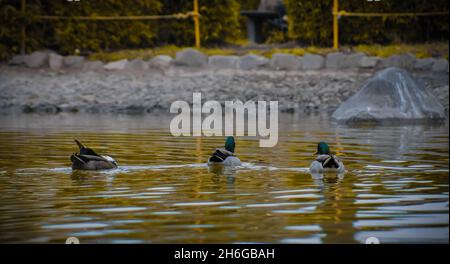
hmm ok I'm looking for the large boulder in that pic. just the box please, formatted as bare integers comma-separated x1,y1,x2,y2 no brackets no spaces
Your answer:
49,53,64,70
270,53,302,70
149,55,173,70
345,52,365,68
8,55,25,65
63,55,85,69
240,54,269,70
127,59,149,72
174,48,207,67
302,53,324,70
414,58,435,71
104,59,128,71
24,51,49,68
83,60,104,71
332,67,446,123
209,55,240,69
432,59,449,72
382,53,416,70
359,56,380,69
325,52,345,69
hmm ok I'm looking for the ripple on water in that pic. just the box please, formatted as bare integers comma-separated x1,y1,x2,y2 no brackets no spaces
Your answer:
284,225,322,232
279,234,326,244
43,222,109,229
172,201,231,207
91,207,148,213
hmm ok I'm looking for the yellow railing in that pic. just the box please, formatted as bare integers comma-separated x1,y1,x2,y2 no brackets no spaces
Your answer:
19,0,201,54
332,0,449,49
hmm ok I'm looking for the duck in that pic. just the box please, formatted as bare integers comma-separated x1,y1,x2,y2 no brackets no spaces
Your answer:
208,136,241,166
70,139,118,170
310,142,345,173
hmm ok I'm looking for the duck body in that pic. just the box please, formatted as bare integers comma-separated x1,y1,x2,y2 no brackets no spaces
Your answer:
70,140,118,170
310,154,345,173
309,142,345,173
208,148,242,166
208,137,241,167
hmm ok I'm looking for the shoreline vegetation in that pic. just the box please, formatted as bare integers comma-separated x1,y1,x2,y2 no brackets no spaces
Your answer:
88,42,449,62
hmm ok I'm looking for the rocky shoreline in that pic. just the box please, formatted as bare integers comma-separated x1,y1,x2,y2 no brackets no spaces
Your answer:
0,49,448,115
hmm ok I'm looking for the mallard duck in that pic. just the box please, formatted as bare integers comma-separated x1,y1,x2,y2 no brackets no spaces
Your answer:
208,136,241,166
310,142,345,173
70,139,118,170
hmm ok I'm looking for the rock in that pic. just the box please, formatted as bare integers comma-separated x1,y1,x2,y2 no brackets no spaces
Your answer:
24,51,48,68
83,60,104,71
332,67,446,123
432,59,449,72
414,58,435,71
240,54,269,70
209,55,240,69
127,59,149,72
149,55,172,70
8,55,25,65
325,52,345,69
302,53,324,70
104,59,128,71
382,53,416,70
360,56,380,68
174,48,207,67
345,52,365,68
49,53,64,70
270,53,302,70
63,56,85,68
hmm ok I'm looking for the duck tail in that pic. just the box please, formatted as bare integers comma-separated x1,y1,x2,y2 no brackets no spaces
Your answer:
74,139,84,150
322,155,340,169
209,149,230,163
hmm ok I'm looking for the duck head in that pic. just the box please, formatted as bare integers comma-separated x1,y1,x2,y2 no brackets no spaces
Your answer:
225,136,235,153
316,142,330,155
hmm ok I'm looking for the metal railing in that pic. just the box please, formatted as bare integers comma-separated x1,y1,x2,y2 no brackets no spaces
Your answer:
332,0,449,49
19,0,201,55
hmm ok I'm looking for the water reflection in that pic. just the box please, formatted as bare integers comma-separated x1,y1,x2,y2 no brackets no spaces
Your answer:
0,113,448,243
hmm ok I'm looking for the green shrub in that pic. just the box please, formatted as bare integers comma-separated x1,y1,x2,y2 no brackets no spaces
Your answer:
284,0,449,46
158,0,241,46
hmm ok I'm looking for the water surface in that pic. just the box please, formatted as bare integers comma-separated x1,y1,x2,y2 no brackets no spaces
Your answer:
0,113,448,243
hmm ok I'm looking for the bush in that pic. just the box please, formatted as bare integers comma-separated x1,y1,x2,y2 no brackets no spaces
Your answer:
284,0,449,46
158,0,241,46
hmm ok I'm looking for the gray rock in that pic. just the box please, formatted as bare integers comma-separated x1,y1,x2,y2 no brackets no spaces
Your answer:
270,53,302,70
49,53,64,70
83,60,104,71
240,54,269,70
382,53,416,70
345,52,365,68
63,56,85,68
432,59,449,72
104,59,128,71
302,53,324,70
127,59,149,72
209,55,240,69
149,55,172,70
24,51,48,68
174,48,207,67
332,67,445,123
325,52,345,69
414,58,435,71
360,56,380,68
8,55,25,65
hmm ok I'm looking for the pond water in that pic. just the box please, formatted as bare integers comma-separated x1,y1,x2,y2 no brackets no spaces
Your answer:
0,113,448,244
